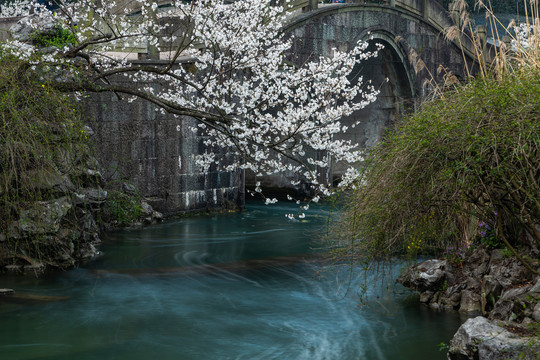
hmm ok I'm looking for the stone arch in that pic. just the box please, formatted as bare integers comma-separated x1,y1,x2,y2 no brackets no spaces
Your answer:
354,29,416,106
328,29,416,178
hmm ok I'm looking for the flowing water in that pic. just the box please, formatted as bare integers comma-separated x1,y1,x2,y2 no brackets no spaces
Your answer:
0,201,464,360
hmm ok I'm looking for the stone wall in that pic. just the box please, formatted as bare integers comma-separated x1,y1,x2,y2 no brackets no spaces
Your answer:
81,70,244,216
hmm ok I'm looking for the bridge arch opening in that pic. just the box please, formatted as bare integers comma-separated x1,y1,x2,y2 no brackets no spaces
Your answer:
331,33,415,179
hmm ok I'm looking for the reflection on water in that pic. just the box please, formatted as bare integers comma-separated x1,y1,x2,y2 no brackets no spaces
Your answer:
0,201,464,360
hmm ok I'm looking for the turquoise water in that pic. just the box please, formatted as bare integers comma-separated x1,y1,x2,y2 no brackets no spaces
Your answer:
0,202,463,360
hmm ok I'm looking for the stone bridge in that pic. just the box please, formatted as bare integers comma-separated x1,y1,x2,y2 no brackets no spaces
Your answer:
257,0,483,186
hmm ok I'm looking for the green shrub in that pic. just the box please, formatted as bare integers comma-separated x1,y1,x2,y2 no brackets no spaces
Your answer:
336,68,540,265
102,190,142,227
33,25,77,48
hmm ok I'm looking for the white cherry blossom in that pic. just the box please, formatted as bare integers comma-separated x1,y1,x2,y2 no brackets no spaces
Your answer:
1,0,381,205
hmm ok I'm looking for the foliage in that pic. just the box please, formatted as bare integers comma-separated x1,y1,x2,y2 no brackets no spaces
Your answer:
438,342,450,352
477,220,504,249
0,53,88,206
335,68,540,263
0,0,382,208
33,25,77,48
0,52,90,263
331,0,540,271
102,190,142,227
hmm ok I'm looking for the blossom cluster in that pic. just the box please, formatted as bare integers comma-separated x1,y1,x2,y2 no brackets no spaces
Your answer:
1,0,381,212
511,23,539,51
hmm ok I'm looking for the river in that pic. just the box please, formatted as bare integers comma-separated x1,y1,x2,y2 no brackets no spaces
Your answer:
0,201,464,360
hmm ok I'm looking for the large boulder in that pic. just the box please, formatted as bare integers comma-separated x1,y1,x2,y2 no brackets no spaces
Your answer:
447,316,538,360
397,259,448,292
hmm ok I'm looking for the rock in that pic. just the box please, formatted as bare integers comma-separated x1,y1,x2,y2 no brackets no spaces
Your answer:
466,277,481,291
482,275,502,299
73,188,108,206
533,303,540,322
82,126,95,137
488,255,531,289
529,277,540,294
420,290,434,303
448,316,538,360
521,317,535,326
73,168,106,187
152,210,163,222
427,292,441,309
0,289,15,295
459,290,482,315
76,242,99,260
440,285,463,308
10,14,56,43
23,168,75,197
140,201,163,224
10,197,71,237
140,201,154,217
490,286,531,321
465,247,490,278
397,259,448,292
122,183,137,196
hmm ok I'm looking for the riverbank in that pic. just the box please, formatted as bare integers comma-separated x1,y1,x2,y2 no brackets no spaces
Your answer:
398,246,540,359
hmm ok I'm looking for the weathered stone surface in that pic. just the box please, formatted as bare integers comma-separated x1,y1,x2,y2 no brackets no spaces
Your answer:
73,188,108,206
122,183,137,196
488,254,531,289
533,303,540,322
459,290,482,315
73,167,106,188
482,275,502,299
464,247,490,278
24,169,75,196
141,201,154,217
140,201,164,224
10,197,72,237
420,290,434,303
490,286,532,322
83,89,244,215
529,277,540,294
397,259,448,292
448,316,538,360
440,286,462,308
466,277,480,291
10,14,56,42
399,249,539,360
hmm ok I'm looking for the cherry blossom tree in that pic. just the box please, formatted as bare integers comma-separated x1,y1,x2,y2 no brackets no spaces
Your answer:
0,0,381,207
